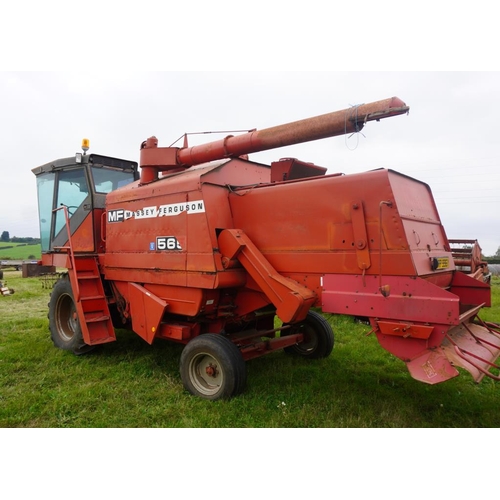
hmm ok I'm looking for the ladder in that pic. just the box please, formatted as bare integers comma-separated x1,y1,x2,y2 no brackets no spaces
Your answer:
71,255,116,346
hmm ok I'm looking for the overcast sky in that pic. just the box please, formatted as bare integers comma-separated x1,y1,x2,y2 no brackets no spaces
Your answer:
1,71,498,255
1,3,499,256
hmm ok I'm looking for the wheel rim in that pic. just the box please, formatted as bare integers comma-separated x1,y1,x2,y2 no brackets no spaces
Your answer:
295,324,318,354
55,293,78,342
188,352,224,397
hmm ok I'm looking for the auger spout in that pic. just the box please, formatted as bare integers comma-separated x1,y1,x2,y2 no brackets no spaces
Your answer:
139,96,409,184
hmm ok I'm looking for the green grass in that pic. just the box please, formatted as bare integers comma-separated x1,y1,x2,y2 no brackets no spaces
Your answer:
0,243,41,260
1,271,499,428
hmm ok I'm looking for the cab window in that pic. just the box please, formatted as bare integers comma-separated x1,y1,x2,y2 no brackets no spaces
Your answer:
91,167,136,194
54,168,89,236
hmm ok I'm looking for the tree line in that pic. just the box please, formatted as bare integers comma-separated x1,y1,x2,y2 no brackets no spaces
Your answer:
1,231,40,244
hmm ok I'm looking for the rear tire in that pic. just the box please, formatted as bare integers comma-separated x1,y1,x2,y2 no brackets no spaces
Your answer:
180,334,247,400
283,310,334,359
48,276,94,355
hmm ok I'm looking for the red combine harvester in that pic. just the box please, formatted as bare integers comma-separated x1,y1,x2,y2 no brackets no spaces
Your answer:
32,97,500,400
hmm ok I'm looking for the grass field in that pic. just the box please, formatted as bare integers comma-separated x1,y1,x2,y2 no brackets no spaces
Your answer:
1,270,499,428
0,242,41,260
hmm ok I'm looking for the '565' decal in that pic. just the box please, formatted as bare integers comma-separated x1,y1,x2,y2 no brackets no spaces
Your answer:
154,236,182,251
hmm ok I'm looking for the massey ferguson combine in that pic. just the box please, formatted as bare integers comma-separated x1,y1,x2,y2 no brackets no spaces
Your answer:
32,97,500,400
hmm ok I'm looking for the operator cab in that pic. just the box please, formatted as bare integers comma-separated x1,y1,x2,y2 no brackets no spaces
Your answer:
32,140,138,254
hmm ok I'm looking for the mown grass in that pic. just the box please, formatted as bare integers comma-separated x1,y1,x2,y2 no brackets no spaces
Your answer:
1,271,499,428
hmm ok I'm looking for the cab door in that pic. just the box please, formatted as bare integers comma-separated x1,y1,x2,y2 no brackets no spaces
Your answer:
52,167,95,252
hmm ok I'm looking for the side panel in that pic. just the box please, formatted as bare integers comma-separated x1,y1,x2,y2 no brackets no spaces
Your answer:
104,160,270,289
65,211,95,252
449,271,491,308
228,169,456,288
105,190,191,275
389,170,455,281
322,274,460,326
228,169,415,277
128,282,168,344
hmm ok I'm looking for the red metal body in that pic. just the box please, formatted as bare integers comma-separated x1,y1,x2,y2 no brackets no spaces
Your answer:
35,96,500,395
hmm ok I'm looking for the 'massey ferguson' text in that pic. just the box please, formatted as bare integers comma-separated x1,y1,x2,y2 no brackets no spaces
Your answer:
107,201,205,223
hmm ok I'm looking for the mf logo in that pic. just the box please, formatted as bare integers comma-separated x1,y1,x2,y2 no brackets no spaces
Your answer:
108,209,125,223
156,236,182,251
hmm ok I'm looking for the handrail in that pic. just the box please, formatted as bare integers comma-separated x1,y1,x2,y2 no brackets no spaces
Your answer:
100,211,107,243
52,205,80,302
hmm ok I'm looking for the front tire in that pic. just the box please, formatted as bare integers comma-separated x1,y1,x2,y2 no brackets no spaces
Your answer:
180,334,247,400
283,310,334,359
48,276,94,355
